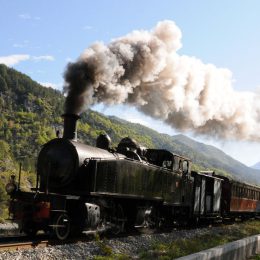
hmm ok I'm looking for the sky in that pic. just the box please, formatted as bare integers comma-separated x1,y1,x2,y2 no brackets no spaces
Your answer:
1,0,260,166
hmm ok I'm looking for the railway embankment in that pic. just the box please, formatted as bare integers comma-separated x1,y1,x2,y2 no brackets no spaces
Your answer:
0,220,259,259
176,234,260,260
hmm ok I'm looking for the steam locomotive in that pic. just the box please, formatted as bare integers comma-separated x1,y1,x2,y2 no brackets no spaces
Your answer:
6,114,260,240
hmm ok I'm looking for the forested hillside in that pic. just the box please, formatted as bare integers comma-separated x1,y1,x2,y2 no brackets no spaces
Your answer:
0,63,259,216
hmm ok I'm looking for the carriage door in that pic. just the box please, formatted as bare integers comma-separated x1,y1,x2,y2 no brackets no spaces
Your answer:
182,160,193,205
200,177,206,215
193,175,205,216
213,179,222,213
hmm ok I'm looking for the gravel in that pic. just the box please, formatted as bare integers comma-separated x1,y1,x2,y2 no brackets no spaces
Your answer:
0,226,227,260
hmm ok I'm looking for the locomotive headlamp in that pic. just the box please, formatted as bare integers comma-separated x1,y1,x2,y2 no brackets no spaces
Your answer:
5,175,17,195
5,182,16,195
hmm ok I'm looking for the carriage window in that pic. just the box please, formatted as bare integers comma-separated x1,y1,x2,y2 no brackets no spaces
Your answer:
179,160,183,172
183,160,189,175
172,156,179,171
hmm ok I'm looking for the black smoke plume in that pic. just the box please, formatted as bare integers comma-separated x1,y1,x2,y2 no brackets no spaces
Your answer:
64,20,260,141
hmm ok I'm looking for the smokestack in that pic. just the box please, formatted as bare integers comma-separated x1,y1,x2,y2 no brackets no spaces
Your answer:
62,114,80,140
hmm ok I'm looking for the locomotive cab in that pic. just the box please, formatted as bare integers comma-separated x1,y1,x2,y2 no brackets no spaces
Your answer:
145,149,191,175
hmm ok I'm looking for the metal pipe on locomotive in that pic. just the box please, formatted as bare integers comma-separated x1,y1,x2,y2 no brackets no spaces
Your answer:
6,114,260,240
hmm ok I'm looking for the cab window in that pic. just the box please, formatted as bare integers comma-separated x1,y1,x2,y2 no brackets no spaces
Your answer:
162,160,173,170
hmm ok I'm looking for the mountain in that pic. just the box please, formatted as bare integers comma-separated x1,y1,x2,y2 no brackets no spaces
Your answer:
171,134,260,184
105,118,260,185
251,162,260,170
0,64,260,187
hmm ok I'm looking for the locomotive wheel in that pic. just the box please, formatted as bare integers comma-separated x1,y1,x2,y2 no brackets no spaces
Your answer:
110,204,126,235
53,213,71,240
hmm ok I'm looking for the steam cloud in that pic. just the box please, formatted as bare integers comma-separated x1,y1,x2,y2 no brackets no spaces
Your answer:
64,20,260,141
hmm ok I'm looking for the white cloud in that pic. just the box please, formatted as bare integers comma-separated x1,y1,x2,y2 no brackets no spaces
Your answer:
32,55,55,61
66,57,73,63
0,54,55,67
83,25,93,30
36,70,45,74
0,54,30,66
125,117,150,127
13,43,27,48
19,14,31,19
39,82,62,90
13,40,30,48
19,14,40,20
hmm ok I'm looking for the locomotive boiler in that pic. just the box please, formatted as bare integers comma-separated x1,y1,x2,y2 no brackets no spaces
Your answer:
6,114,235,240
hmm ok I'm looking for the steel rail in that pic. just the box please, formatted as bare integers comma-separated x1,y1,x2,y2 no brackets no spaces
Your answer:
0,240,49,251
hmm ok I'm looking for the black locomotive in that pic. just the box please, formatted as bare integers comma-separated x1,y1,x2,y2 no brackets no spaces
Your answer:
6,114,260,240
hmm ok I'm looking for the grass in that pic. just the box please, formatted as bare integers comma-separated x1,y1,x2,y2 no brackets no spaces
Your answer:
91,220,260,260
93,233,131,260
249,255,260,260
139,220,260,259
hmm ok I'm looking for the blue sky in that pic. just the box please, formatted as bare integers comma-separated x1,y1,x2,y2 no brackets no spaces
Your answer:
1,0,260,166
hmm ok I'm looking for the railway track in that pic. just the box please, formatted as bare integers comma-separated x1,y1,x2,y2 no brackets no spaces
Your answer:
0,240,48,251
0,235,52,251
0,218,256,253
0,228,157,252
